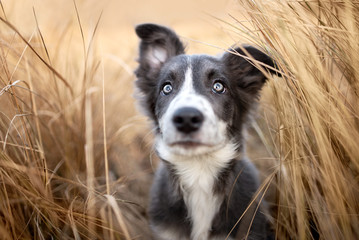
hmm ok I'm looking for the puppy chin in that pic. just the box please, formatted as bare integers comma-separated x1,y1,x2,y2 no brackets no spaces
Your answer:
155,137,225,161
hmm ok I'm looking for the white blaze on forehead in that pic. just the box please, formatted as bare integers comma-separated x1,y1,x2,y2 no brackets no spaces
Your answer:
182,63,194,94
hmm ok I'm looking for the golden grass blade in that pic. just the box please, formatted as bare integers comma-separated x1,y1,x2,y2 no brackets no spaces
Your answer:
225,171,276,239
99,45,110,198
0,1,6,20
105,194,131,240
85,89,96,238
32,7,63,107
73,0,86,63
8,31,35,82
101,57,114,240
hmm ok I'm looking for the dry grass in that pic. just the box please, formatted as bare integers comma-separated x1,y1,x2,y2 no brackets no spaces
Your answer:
232,0,359,239
0,0,358,239
0,1,152,239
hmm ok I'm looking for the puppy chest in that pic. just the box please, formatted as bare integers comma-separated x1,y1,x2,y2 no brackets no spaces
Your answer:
177,163,224,240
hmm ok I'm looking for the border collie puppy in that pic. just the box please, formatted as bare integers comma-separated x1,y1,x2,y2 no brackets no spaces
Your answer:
134,23,277,240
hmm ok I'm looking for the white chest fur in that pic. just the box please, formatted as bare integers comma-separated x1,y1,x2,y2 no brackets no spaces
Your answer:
178,161,222,240
171,143,237,240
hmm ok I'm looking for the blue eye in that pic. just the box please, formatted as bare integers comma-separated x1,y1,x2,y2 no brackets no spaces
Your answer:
212,82,226,93
162,84,173,95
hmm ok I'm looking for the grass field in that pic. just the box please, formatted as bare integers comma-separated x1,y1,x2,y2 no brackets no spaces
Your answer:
0,0,358,239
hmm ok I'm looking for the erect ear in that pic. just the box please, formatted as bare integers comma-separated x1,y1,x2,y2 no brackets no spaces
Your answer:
222,46,279,96
135,23,185,81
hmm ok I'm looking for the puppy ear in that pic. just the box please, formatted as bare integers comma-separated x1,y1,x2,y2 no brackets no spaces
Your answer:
135,23,185,81
222,46,278,96
134,24,185,122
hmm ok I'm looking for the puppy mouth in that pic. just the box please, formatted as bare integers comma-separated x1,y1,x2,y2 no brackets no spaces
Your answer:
169,141,213,148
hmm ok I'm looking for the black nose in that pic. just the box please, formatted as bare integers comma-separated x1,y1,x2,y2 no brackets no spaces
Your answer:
172,107,204,134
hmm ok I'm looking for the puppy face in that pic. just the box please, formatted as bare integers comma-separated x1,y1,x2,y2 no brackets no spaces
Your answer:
156,54,233,157
135,24,277,160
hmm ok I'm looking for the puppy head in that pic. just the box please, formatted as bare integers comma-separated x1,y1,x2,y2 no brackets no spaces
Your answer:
135,23,277,161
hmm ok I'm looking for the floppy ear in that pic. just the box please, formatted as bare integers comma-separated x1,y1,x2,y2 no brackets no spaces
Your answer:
222,46,278,96
134,23,185,122
135,23,185,81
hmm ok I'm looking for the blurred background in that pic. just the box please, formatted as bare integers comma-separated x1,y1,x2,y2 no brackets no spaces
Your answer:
1,0,358,239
